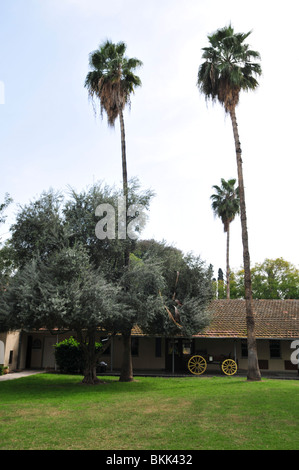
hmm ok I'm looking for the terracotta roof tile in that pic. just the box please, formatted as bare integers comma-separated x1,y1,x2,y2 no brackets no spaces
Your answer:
131,300,299,339
194,299,299,339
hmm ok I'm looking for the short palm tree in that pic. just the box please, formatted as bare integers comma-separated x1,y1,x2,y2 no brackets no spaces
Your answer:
197,24,262,381
85,41,142,383
211,178,240,299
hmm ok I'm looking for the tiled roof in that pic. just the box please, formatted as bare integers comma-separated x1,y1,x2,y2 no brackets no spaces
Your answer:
194,299,299,339
33,300,299,339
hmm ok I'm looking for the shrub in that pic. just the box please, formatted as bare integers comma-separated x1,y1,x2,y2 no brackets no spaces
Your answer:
54,337,104,374
54,337,85,374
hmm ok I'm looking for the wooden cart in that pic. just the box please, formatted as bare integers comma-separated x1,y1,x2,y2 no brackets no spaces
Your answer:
187,354,238,376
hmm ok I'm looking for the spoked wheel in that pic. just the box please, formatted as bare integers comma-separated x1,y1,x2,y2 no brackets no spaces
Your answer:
221,359,237,376
188,355,207,375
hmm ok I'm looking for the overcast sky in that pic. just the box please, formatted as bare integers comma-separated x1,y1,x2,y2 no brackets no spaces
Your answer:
1,0,298,277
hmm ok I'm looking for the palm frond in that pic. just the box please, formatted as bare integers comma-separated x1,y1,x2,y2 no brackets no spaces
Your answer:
85,40,142,124
210,178,240,232
197,25,262,112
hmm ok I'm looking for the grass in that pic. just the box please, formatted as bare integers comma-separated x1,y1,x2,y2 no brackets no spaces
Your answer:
0,373,298,450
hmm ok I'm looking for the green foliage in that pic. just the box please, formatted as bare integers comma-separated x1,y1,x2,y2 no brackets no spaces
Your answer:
211,178,240,232
8,190,65,268
230,258,299,299
54,337,84,374
117,256,166,334
2,183,214,381
133,239,213,336
64,178,154,281
197,24,262,113
0,365,9,375
0,243,15,284
215,279,226,299
85,40,142,126
0,193,13,226
2,243,121,335
213,271,239,299
54,337,103,374
0,194,13,302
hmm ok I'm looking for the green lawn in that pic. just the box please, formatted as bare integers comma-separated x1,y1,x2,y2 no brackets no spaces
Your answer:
0,374,298,450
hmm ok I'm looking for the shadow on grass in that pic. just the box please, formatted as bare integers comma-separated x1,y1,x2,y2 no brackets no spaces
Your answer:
0,373,262,406
0,373,173,402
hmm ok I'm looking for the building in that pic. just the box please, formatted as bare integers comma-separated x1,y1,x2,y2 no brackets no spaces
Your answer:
1,299,299,375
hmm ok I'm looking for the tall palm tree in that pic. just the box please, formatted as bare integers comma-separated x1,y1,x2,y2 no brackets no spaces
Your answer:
85,39,142,217
211,178,240,299
197,24,262,381
85,40,142,382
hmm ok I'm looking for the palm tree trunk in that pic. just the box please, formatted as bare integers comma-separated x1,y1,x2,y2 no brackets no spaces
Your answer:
119,108,128,202
119,108,130,268
226,224,230,300
229,106,261,381
119,108,133,382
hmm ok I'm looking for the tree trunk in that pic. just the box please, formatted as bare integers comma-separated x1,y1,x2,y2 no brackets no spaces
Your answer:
82,364,99,385
119,108,133,382
226,224,230,300
119,108,130,268
119,332,134,382
229,106,261,381
119,108,128,202
81,330,100,385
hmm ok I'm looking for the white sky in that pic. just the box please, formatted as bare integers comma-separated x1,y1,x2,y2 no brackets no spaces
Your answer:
0,0,298,277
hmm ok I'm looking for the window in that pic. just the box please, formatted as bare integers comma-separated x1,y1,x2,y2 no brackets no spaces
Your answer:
9,350,13,364
241,340,248,358
182,341,192,355
131,338,139,357
269,340,281,358
155,338,162,358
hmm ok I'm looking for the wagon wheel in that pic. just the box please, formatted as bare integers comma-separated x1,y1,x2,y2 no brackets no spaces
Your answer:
221,359,237,376
188,355,207,375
